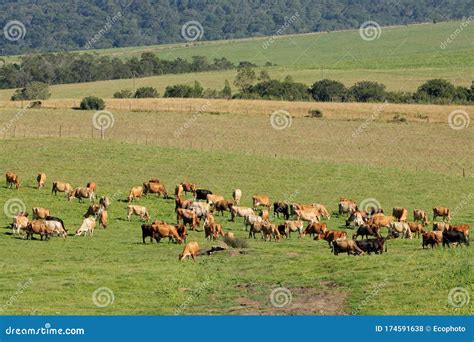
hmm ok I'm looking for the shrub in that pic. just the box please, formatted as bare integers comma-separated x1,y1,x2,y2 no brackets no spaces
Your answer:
79,96,105,110
134,86,158,98
416,79,456,101
309,79,346,102
308,109,323,118
11,82,50,101
113,89,133,98
392,114,407,123
224,236,249,249
348,81,386,102
164,84,194,98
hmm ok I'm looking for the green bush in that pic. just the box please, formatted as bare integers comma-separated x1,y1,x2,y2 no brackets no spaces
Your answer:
348,81,386,102
308,109,323,118
309,79,346,102
134,87,159,98
80,96,105,110
416,79,455,101
11,82,51,101
113,89,133,98
164,84,194,98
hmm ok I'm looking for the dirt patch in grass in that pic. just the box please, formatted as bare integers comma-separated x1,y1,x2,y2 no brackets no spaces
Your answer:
230,282,347,315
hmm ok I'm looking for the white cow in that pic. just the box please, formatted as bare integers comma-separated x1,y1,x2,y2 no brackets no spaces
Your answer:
75,217,96,236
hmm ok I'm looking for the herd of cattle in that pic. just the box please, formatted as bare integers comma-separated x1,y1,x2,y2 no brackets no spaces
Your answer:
5,171,471,261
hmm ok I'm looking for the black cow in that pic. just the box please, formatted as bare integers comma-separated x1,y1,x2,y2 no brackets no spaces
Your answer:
442,230,469,248
195,189,212,201
356,238,387,254
273,202,290,220
141,224,154,243
277,224,288,239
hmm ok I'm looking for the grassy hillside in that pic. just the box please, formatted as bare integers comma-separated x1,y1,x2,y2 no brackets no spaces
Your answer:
1,21,473,100
0,138,472,315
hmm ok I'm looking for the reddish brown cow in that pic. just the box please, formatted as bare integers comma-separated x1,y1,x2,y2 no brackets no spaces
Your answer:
6,172,20,189
177,208,200,231
302,222,327,238
432,206,451,222
36,173,46,189
315,230,348,246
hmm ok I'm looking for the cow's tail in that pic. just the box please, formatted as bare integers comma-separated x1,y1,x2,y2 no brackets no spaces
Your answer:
51,182,56,194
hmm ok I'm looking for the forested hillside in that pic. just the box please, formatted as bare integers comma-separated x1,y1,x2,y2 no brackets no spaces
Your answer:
0,0,471,55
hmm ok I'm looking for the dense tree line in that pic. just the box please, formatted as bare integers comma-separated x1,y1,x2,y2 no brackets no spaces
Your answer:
1,0,472,55
0,52,237,89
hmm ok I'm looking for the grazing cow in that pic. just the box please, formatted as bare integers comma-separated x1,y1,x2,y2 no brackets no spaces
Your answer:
5,172,20,189
448,224,470,238
181,182,197,195
315,230,348,246
312,204,331,220
207,194,224,206
433,221,450,231
175,184,184,198
294,208,320,223
36,173,46,189
232,189,242,205
179,242,200,261
143,181,168,198
388,222,413,239
244,214,263,231
51,181,73,196
332,239,364,256
44,218,67,238
261,222,281,241
127,205,150,221
68,187,94,202
128,186,144,202
75,217,96,236
99,196,110,209
230,206,255,222
422,231,442,249
84,203,101,218
370,213,395,228
32,207,50,219
284,220,305,238
141,223,154,243
214,200,234,216
98,210,108,228
432,206,451,222
392,207,408,222
408,222,425,238
249,222,264,239
151,221,182,244
195,189,212,201
204,221,224,240
338,199,357,216
273,202,290,219
189,201,211,219
345,211,365,228
252,195,270,209
12,215,29,236
26,220,50,240
277,224,288,239
442,230,469,248
413,209,428,225
175,196,192,212
177,208,200,231
352,223,381,240
176,224,187,243
356,237,387,254
302,222,327,238
86,181,97,198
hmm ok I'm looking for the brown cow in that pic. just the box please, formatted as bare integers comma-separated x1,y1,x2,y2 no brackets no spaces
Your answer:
433,221,450,231
128,186,143,202
252,195,270,209
370,213,395,228
86,181,97,192
207,194,224,206
204,222,224,240
312,204,331,220
181,182,197,195
175,224,187,243
230,206,255,222
32,207,50,220
338,199,357,216
143,181,168,198
261,222,281,241
332,239,364,256
448,224,470,238
26,220,50,240
127,205,150,221
179,241,200,261
98,210,108,228
175,196,192,212
177,208,200,231
68,187,94,202
36,173,46,189
175,184,184,197
352,223,381,240
6,172,20,189
422,231,442,249
413,209,429,226
432,206,450,222
392,207,408,222
151,221,182,244
408,222,425,238
294,208,320,223
214,200,234,216
51,181,73,196
315,230,348,246
302,222,327,238
284,220,305,238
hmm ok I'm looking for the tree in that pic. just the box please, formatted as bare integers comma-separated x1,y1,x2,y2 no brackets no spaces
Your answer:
416,79,456,101
221,80,232,99
234,67,256,92
193,81,203,97
113,89,133,98
309,79,346,102
11,82,51,101
348,81,386,102
258,70,271,82
134,87,159,98
163,84,194,98
79,96,105,110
